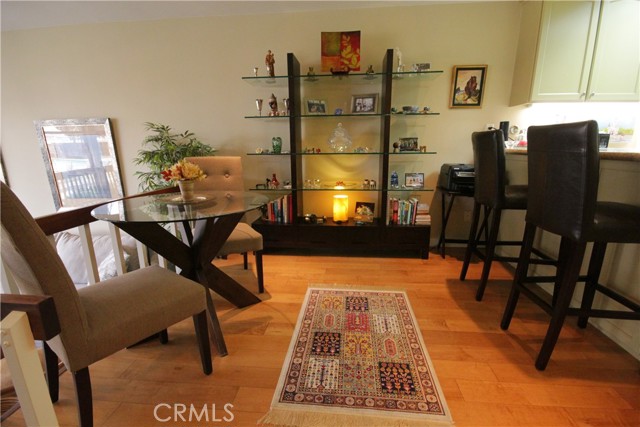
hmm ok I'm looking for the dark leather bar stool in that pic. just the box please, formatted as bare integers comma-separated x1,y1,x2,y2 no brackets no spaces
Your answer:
500,120,640,371
460,129,531,301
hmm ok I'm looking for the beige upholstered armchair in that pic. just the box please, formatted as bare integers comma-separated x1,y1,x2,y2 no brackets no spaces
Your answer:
186,156,265,293
0,183,212,427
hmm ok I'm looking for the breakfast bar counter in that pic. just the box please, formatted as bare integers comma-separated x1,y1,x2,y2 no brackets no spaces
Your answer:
506,148,640,162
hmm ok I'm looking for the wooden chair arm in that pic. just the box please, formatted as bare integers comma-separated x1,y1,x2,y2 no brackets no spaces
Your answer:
0,295,60,341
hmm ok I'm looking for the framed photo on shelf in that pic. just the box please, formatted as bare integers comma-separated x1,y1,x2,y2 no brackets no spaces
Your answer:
399,137,419,152
351,93,378,114
450,65,487,108
355,201,375,223
305,99,327,115
404,173,424,188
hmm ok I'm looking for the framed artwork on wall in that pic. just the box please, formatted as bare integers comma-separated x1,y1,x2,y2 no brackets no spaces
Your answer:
321,31,361,72
450,65,487,108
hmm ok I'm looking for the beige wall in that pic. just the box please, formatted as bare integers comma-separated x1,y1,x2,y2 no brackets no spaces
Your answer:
1,1,524,229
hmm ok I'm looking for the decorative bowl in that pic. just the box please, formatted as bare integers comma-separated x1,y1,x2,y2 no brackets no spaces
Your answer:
402,106,419,114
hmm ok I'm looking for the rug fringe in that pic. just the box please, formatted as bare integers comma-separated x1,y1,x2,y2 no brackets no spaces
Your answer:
308,284,408,293
258,408,454,427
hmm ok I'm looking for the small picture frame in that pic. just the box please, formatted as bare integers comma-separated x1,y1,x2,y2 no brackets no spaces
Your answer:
404,173,424,188
305,99,327,115
450,65,487,108
412,63,431,72
355,201,375,223
399,137,419,152
351,93,378,114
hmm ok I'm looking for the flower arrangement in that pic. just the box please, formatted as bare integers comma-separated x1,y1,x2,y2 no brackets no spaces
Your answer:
161,159,206,183
356,204,373,217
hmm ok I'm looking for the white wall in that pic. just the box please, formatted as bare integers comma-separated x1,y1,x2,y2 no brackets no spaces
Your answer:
1,1,524,237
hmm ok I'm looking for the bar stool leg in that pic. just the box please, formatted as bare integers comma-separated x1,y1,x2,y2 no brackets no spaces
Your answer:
501,223,537,330
577,242,607,328
476,207,502,301
551,237,572,307
460,201,482,280
536,238,586,370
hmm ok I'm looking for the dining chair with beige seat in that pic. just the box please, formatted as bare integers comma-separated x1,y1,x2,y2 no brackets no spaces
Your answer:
0,182,212,427
186,156,265,293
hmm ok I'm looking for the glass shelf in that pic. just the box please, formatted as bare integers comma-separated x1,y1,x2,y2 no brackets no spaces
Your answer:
249,187,435,192
244,115,290,119
244,113,439,119
298,72,384,84
391,112,440,117
241,75,288,87
246,151,438,156
300,113,382,118
391,70,443,80
390,151,437,155
386,188,435,192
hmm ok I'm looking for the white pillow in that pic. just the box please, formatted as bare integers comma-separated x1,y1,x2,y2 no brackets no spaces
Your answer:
97,252,130,280
54,231,140,284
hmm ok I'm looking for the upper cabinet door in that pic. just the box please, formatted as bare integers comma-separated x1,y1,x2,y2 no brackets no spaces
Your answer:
531,1,600,102
588,0,640,102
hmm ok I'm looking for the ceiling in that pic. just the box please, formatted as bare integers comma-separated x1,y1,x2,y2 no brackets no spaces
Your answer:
1,1,450,32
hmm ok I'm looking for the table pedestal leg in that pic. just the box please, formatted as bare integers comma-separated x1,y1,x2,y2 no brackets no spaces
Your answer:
204,290,228,356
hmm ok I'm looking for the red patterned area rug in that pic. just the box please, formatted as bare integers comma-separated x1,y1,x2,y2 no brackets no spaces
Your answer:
260,287,453,426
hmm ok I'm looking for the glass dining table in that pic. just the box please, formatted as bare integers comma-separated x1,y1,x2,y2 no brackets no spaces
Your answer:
91,189,271,356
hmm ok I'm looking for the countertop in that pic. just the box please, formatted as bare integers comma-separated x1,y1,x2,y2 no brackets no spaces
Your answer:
506,148,640,162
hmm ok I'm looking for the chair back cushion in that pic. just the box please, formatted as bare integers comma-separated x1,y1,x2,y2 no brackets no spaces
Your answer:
526,120,600,241
472,129,506,208
1,183,88,365
186,156,244,191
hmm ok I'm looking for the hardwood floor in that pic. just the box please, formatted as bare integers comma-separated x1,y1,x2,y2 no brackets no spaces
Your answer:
3,249,639,426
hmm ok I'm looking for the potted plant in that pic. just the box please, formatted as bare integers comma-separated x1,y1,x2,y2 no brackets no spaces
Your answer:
134,122,216,191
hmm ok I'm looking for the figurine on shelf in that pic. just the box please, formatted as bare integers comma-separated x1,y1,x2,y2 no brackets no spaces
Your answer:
253,67,259,77
265,50,275,77
271,173,280,189
268,93,278,116
395,47,404,72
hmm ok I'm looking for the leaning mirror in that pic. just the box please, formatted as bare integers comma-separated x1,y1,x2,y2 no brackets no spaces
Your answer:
35,117,124,210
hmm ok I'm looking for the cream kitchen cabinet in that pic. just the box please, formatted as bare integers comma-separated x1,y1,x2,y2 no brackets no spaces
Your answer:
510,0,639,105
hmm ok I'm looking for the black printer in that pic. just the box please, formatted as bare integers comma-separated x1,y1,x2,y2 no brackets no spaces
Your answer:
437,163,475,193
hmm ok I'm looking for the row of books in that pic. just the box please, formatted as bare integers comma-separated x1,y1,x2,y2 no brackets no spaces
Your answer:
388,198,431,225
263,194,293,223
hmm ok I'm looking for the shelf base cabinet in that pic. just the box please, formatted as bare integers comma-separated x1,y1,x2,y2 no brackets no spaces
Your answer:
253,218,430,259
